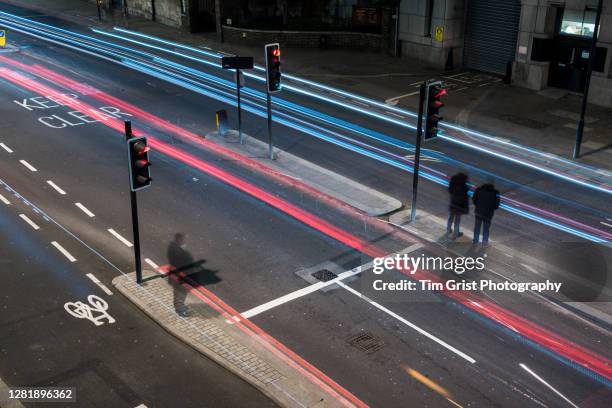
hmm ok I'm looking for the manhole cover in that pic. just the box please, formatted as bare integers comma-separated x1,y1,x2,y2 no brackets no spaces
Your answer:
312,269,338,282
347,332,384,354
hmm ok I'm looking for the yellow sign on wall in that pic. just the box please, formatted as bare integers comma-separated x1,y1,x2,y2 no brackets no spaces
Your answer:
0,30,6,47
434,26,444,42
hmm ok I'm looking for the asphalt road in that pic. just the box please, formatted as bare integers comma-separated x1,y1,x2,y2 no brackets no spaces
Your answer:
0,3,610,408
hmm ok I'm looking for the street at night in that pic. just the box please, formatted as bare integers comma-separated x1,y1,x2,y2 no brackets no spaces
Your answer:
0,1,610,407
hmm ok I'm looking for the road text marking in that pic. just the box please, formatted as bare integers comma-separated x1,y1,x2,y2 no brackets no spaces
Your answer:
51,241,77,262
75,202,95,217
86,273,113,295
47,180,67,195
108,228,133,247
19,159,37,172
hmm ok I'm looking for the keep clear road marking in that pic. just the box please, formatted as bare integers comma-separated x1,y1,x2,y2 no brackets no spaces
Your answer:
519,364,579,408
19,159,37,172
75,202,95,217
0,142,13,153
0,193,10,205
338,281,476,364
19,213,40,230
51,241,77,262
108,228,133,247
241,243,424,319
46,180,66,195
86,273,113,295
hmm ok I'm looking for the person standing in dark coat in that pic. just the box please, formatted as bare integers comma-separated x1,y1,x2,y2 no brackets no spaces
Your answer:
447,173,469,239
472,183,500,245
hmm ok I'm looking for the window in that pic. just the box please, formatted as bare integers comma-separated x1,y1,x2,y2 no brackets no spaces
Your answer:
559,8,599,38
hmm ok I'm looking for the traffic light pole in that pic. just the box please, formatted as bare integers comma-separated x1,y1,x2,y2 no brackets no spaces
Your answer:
573,0,603,159
266,91,273,160
125,121,143,284
410,83,426,222
236,68,243,144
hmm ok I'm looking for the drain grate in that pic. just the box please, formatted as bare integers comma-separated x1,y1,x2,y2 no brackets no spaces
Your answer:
312,269,338,282
347,332,384,354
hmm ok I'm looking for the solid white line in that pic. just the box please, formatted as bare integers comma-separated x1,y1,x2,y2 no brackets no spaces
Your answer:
19,213,40,230
0,143,13,153
338,281,476,364
86,273,113,295
108,228,133,247
51,241,77,262
144,258,160,271
519,364,579,408
241,243,423,319
600,221,612,229
0,193,10,205
75,202,95,217
46,180,67,195
19,159,37,172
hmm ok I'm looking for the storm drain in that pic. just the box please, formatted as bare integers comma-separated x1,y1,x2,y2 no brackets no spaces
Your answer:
347,332,384,354
312,269,338,282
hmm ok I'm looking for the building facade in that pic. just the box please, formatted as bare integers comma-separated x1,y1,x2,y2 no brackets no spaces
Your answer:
398,0,612,107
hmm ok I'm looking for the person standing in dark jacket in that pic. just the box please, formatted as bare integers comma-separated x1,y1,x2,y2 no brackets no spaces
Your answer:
472,183,500,245
447,173,469,239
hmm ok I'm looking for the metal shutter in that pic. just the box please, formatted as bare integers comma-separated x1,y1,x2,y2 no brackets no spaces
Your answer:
464,0,521,75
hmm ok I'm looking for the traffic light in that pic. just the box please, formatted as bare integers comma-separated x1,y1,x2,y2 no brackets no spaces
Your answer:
424,81,446,140
265,43,282,93
127,136,152,192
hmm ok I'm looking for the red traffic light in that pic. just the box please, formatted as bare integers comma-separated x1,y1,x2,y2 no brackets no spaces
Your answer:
272,48,280,57
133,141,150,155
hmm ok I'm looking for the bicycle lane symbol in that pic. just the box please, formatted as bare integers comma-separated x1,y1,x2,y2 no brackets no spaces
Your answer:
64,295,116,326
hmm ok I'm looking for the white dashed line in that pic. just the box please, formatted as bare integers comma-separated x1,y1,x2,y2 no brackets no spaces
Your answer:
51,241,77,262
108,228,133,247
0,193,10,205
86,273,113,295
46,180,67,195
0,143,13,153
144,258,161,271
19,160,37,172
75,202,95,217
134,404,148,408
19,213,40,230
600,221,612,229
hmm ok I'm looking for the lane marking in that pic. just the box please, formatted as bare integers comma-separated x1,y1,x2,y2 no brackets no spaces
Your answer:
519,363,579,408
75,202,95,217
19,159,37,172
86,273,113,295
600,221,612,229
134,405,148,408
144,258,160,271
338,281,476,364
108,228,133,247
46,180,67,195
0,142,13,153
64,295,115,326
385,90,420,105
520,263,544,277
19,213,40,230
241,243,423,319
51,241,77,262
0,193,10,205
